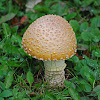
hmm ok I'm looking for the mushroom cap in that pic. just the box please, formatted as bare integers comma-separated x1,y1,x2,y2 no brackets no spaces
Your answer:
22,15,77,60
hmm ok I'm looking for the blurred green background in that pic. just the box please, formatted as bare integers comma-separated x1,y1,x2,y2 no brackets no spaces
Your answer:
0,0,100,100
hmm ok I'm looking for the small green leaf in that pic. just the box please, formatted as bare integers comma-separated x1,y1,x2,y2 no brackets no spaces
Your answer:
64,80,76,89
81,59,87,65
66,12,76,21
80,65,95,85
81,96,90,100
44,91,57,100
0,13,16,24
4,71,14,89
0,68,7,80
91,28,100,42
68,87,80,100
84,55,99,68
7,97,14,100
81,31,92,41
0,89,1,93
91,16,100,27
2,23,11,38
77,43,88,50
22,98,30,100
94,69,100,81
74,61,82,71
0,82,5,90
82,0,94,6
69,20,80,32
0,97,4,100
85,72,95,85
95,49,100,57
12,87,19,97
93,85,100,95
50,3,65,15
6,61,20,67
35,83,42,87
17,91,29,99
27,71,34,86
3,39,20,57
44,0,56,7
80,22,89,32
11,26,18,34
74,0,81,5
0,90,13,97
34,5,49,13
69,55,79,63
11,35,22,47
98,95,100,100
79,80,92,92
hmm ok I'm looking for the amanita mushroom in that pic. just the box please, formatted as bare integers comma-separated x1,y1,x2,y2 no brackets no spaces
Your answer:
22,15,77,87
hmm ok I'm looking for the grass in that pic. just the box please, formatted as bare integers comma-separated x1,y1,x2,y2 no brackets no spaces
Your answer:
0,0,100,100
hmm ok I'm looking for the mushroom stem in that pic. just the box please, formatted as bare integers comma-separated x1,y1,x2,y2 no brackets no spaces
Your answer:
43,60,66,86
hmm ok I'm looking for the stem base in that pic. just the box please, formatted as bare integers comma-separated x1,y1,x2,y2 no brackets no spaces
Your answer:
45,69,65,87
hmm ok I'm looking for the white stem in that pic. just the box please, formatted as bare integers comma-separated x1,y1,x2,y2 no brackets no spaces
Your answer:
43,60,66,86
43,60,66,71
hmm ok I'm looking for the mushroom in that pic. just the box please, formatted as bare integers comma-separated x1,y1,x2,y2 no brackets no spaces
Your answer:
22,15,77,87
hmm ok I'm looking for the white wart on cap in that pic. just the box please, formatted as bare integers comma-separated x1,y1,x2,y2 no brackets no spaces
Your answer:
22,15,77,60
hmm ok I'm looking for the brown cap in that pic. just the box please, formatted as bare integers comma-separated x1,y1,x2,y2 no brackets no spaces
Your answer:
22,15,77,60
